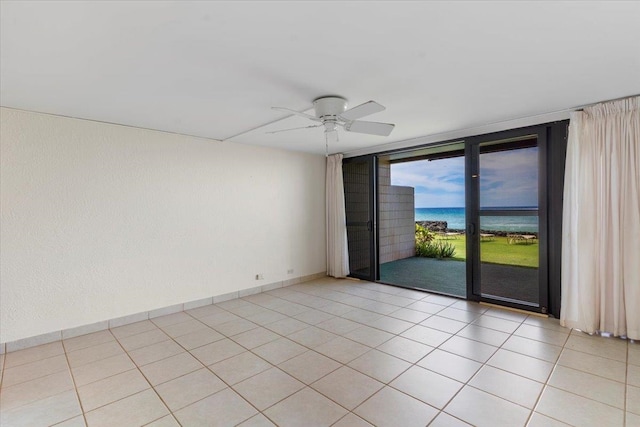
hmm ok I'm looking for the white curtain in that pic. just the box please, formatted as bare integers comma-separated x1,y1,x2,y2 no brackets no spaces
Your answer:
561,96,640,339
326,154,350,278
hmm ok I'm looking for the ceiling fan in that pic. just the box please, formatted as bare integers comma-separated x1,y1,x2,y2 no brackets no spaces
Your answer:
269,96,395,143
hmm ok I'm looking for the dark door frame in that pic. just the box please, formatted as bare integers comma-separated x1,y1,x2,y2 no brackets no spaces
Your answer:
343,121,568,317
466,125,549,314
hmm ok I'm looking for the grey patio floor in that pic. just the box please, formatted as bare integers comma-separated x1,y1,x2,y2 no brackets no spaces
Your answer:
379,257,538,304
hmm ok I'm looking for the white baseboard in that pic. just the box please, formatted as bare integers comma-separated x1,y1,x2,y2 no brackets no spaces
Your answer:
1,272,327,354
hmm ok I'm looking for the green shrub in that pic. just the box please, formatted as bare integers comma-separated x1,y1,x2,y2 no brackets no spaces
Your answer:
416,241,439,258
415,224,455,259
416,240,456,259
415,224,435,245
436,241,456,258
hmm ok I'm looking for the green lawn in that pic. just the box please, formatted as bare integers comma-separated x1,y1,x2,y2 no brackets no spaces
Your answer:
436,235,538,268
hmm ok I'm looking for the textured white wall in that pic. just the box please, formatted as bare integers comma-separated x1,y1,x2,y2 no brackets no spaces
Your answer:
0,108,326,343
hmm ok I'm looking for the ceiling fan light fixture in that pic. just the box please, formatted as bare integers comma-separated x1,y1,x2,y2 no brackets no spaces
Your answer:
323,122,338,132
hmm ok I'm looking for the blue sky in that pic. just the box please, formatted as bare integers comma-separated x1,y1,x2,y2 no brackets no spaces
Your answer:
391,157,465,208
390,147,538,208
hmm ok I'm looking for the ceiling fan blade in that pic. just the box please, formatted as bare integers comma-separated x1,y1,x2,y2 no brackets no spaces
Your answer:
339,101,385,120
272,106,321,122
344,120,395,136
267,124,322,134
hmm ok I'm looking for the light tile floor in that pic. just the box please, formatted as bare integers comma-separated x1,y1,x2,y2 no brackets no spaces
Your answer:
1,277,638,427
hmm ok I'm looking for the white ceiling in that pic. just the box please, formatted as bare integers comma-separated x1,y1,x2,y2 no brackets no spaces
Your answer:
2,1,639,156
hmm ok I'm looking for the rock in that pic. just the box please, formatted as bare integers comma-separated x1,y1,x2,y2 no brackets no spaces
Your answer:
415,221,538,237
416,221,447,232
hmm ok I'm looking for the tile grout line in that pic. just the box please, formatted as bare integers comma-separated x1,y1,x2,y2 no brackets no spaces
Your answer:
177,286,443,423
61,336,93,427
116,319,191,427
482,334,629,423
280,286,493,424
137,297,353,424
527,327,633,425
523,327,572,426
318,283,560,421
241,286,569,426
414,310,621,425
425,311,527,424
153,319,345,425
0,350,6,390
116,311,248,424
62,299,638,424
106,329,181,426
3,279,635,427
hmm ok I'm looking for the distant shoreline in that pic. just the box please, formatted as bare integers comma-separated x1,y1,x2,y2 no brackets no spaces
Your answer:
446,229,539,237
416,220,538,237
415,207,538,210
415,207,538,233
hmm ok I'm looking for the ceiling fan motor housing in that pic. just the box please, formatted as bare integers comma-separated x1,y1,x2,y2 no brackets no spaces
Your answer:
313,96,348,120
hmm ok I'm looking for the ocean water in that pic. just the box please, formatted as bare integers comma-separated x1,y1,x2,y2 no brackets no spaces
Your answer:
415,207,538,232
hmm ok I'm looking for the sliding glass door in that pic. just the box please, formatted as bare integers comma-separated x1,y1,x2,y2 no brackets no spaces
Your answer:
467,129,548,313
342,122,566,315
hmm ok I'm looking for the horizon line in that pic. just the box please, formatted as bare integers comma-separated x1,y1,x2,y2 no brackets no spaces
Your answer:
415,206,538,209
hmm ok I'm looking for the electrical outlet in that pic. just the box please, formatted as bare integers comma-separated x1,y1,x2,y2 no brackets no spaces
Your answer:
255,274,264,280
287,269,294,274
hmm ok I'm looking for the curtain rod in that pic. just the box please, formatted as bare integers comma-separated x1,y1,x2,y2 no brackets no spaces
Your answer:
491,94,639,119
569,94,639,113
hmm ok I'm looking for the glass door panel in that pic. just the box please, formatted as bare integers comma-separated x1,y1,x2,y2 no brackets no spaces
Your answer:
377,145,467,297
470,133,548,312
479,215,539,305
479,144,539,209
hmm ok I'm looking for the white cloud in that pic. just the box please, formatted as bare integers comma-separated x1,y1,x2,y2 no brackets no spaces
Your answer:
391,157,465,194
389,147,538,208
480,147,538,207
